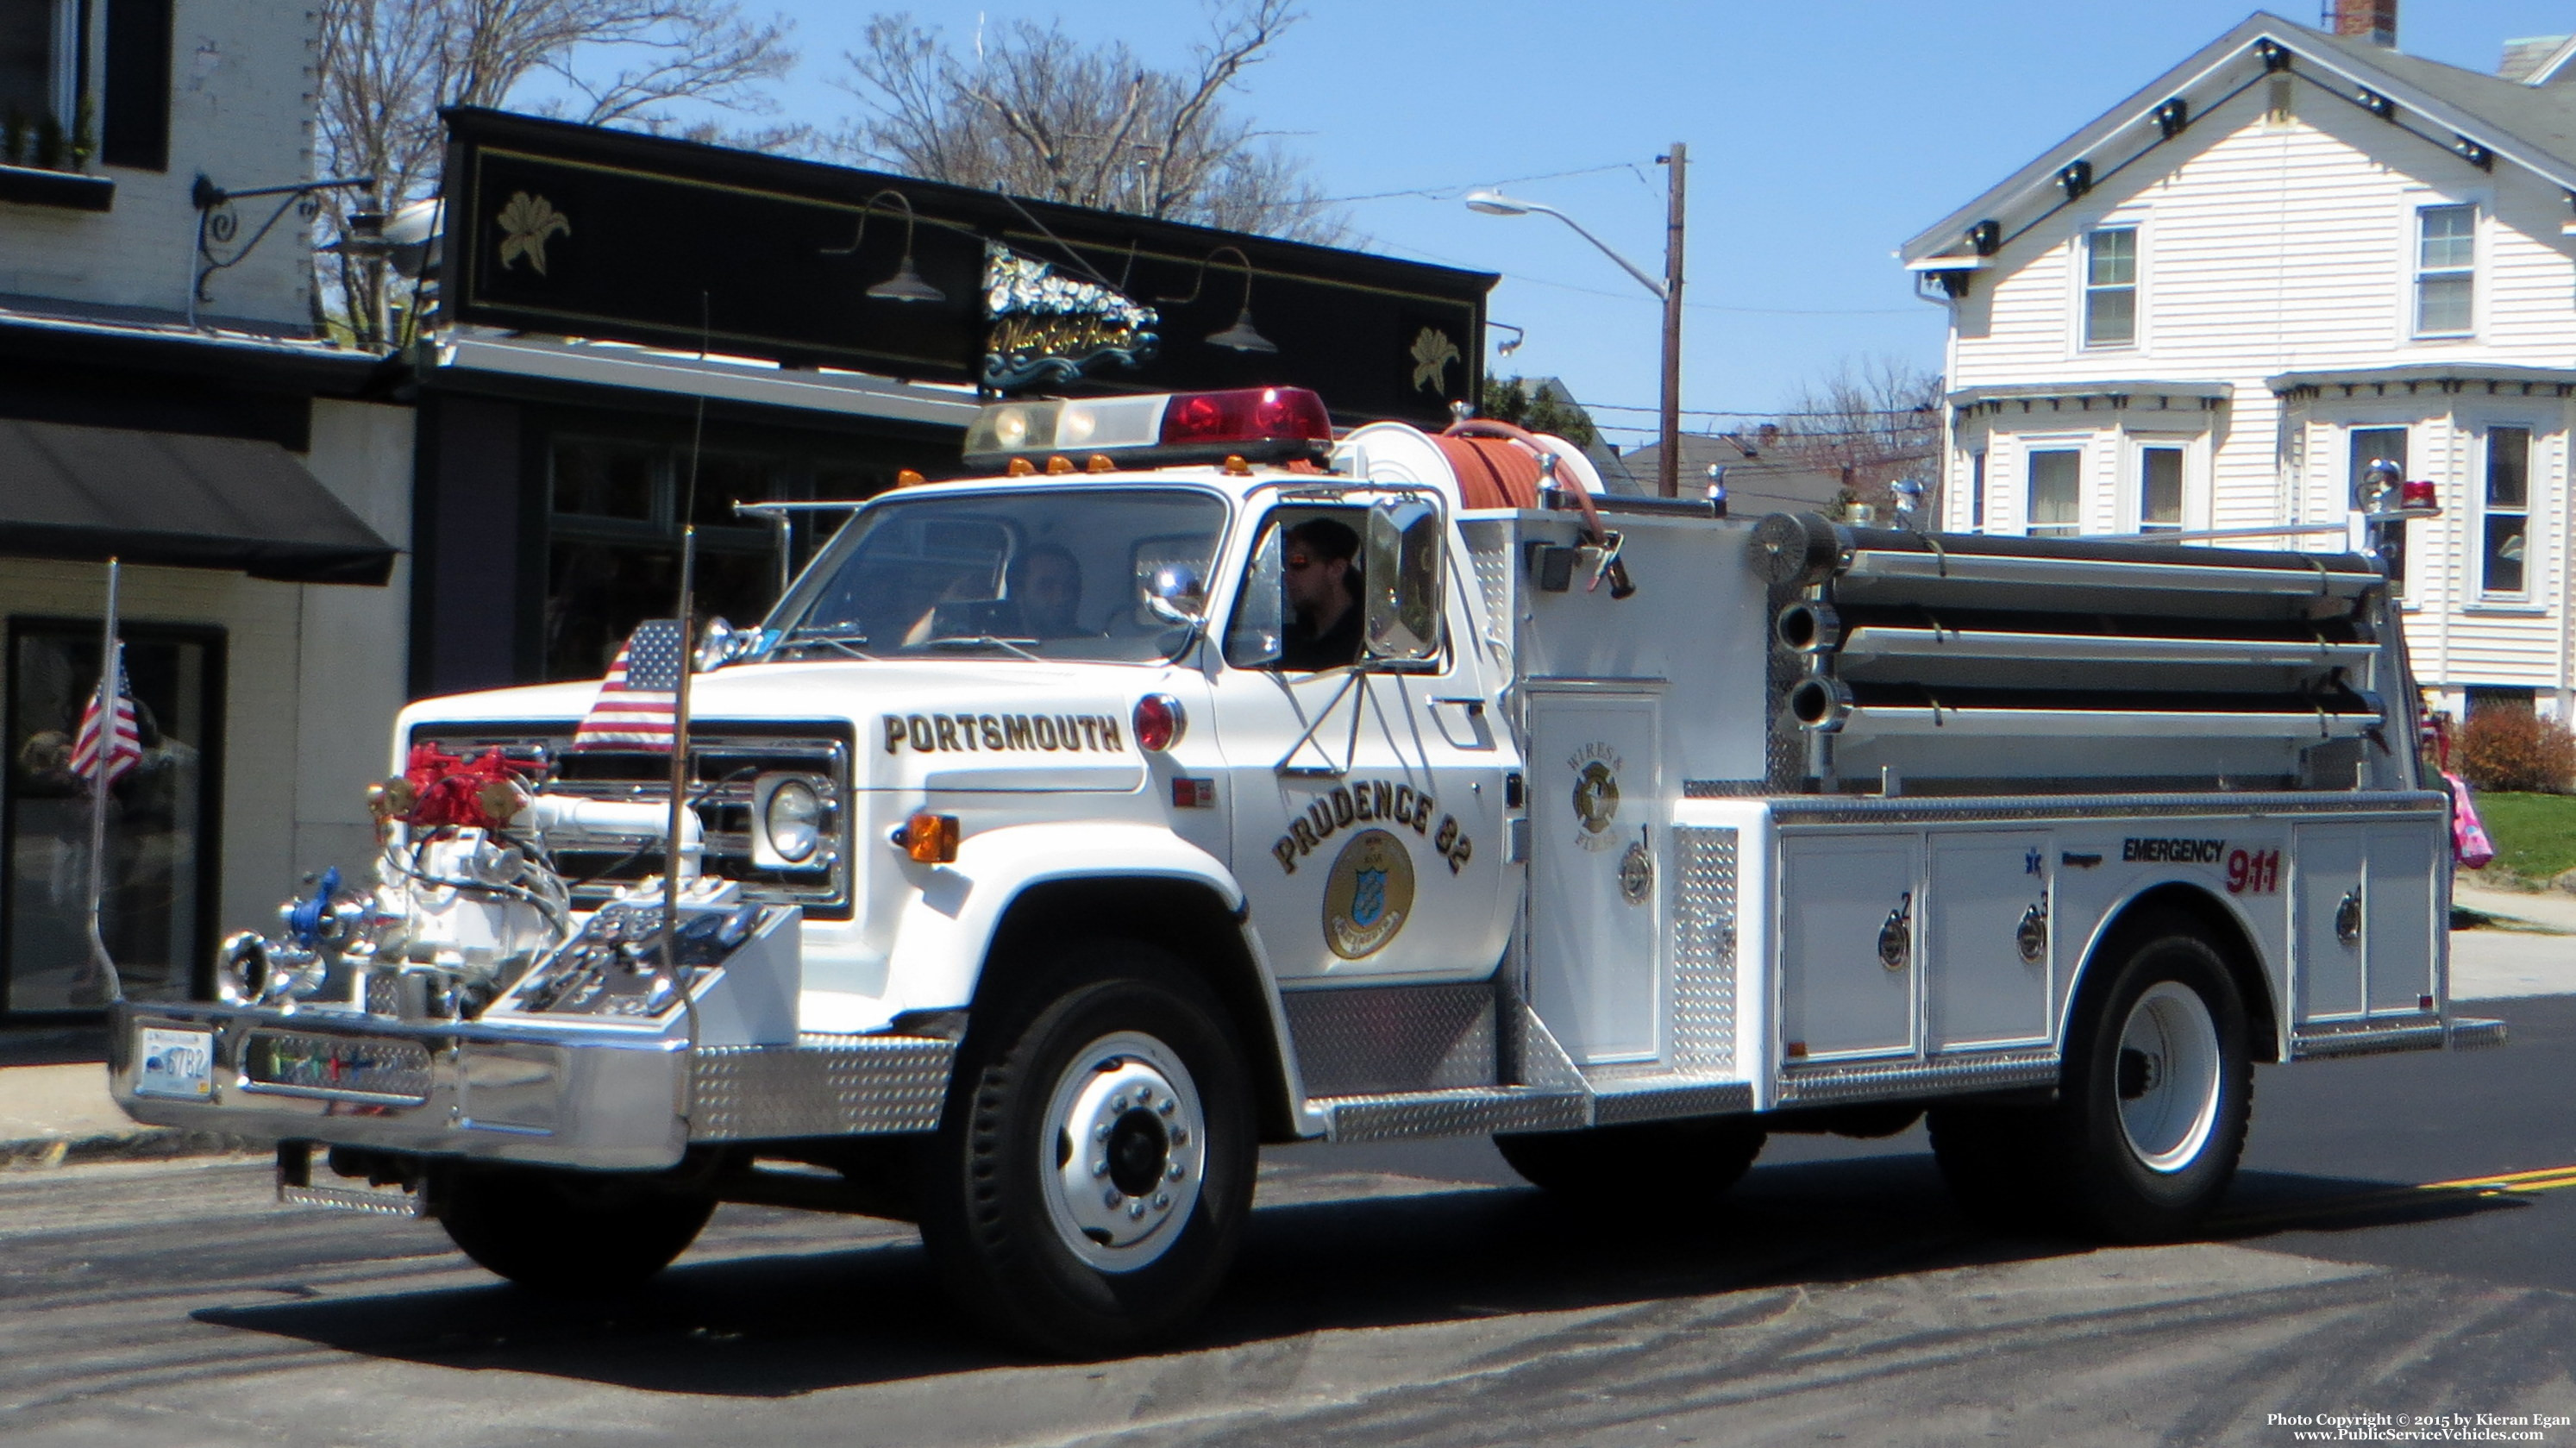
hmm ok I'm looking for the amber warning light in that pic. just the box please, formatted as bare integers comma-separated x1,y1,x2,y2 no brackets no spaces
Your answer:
962,387,1332,471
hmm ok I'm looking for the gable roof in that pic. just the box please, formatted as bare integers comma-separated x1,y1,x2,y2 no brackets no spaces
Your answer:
1901,11,2576,267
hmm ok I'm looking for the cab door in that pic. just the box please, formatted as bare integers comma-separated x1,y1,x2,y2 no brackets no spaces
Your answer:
1210,498,1515,984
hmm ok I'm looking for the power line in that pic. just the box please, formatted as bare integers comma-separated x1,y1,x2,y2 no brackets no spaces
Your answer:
1314,160,1638,205
1361,238,1924,317
1576,400,1939,420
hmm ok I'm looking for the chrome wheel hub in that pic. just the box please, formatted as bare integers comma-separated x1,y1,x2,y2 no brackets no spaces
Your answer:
2115,981,2222,1174
1039,1031,1205,1271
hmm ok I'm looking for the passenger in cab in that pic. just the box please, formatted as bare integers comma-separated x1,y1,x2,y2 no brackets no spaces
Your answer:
1280,517,1362,671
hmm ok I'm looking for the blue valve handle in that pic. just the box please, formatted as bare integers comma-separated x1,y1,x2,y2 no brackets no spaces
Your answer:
286,866,342,947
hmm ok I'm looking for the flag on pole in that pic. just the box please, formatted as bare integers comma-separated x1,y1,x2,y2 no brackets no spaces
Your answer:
70,644,142,790
573,620,685,751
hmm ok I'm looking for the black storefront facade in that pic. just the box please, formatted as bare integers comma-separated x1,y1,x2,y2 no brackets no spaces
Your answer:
411,110,1495,695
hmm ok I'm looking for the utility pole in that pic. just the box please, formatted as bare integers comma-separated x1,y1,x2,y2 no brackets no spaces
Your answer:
1658,142,1687,498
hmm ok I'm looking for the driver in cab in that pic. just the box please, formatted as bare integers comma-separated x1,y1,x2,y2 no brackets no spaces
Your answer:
1280,517,1362,671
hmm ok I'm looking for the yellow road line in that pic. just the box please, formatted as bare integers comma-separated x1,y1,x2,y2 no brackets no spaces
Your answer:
2217,1163,2576,1232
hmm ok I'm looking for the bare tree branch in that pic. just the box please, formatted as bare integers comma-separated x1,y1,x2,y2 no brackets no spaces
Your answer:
1767,355,1944,510
834,1,1347,245
315,0,798,348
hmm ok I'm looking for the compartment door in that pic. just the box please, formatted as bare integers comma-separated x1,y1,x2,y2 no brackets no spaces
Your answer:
2366,824,2438,1015
1526,689,1664,1064
2294,823,2367,1023
1780,834,1921,1060
1926,831,2054,1050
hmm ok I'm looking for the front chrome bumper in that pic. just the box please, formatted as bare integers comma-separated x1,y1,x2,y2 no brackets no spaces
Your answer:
110,1001,956,1171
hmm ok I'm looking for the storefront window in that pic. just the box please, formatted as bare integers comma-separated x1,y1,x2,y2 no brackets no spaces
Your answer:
546,438,781,680
3,621,220,1016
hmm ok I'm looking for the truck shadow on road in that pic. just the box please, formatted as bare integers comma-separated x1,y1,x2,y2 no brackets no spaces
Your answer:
189,1152,2523,1398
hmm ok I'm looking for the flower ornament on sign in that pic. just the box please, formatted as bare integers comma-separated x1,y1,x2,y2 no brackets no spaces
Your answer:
496,192,570,275
1410,327,1460,393
981,241,1160,390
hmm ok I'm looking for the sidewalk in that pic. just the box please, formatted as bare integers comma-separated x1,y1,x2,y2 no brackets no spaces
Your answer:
0,1026,254,1169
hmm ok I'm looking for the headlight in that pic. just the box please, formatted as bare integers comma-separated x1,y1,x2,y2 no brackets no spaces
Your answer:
758,776,825,867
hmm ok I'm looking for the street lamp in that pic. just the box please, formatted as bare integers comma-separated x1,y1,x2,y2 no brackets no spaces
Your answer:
1464,143,1688,497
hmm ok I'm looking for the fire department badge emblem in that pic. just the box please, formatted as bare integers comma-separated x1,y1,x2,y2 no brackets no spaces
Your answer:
1323,828,1413,959
1573,760,1620,836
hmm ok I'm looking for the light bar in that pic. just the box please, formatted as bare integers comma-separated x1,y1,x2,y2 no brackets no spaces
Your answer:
962,387,1333,470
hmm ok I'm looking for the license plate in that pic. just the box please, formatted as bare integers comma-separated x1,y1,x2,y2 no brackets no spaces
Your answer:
136,1027,216,1099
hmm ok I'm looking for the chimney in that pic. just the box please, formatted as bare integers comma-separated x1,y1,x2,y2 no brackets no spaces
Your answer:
2325,0,2396,47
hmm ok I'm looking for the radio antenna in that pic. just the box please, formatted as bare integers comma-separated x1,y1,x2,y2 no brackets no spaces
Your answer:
661,293,711,1021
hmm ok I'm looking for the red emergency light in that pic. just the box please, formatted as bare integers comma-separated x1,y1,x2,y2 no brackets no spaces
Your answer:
962,387,1334,471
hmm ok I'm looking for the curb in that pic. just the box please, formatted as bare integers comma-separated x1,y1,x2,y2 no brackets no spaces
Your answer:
0,1128,265,1172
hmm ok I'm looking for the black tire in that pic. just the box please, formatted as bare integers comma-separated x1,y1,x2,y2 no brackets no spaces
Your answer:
435,1164,716,1294
1495,1117,1767,1207
916,942,1257,1357
1933,920,2252,1242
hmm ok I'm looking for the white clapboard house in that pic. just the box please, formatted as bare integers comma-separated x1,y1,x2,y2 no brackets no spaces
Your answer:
1901,5,2576,718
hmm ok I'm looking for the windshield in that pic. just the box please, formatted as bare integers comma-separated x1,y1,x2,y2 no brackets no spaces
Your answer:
768,486,1229,663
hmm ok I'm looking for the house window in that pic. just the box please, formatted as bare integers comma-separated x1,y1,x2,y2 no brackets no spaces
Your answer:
1969,450,1987,532
2483,426,2530,596
0,2,71,140
2084,228,2137,348
2139,446,2184,532
2415,204,2475,336
2027,448,2081,537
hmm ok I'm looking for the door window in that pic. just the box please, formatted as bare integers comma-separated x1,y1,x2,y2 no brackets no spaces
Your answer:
3,621,222,1015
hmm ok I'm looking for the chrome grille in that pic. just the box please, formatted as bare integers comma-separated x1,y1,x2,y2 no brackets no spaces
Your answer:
410,723,854,918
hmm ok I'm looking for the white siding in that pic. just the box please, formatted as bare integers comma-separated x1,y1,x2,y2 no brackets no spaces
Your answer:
1943,74,2576,705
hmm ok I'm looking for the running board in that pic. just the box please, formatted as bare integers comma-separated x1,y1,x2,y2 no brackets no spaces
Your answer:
1309,1006,1757,1142
2291,1015,2507,1059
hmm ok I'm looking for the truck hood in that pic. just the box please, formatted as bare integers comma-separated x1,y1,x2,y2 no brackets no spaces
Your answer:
400,659,1166,793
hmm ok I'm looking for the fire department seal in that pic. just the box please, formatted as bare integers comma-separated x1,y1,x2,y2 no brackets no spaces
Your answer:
1322,828,1414,960
1573,761,1620,837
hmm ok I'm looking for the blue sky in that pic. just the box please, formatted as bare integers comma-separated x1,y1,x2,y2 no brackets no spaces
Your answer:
730,2,2576,445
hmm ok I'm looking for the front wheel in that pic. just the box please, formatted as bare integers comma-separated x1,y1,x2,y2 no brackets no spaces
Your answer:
917,946,1256,1357
434,1164,715,1294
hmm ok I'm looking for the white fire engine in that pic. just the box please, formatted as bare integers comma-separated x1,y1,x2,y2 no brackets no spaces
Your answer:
114,386,2498,1354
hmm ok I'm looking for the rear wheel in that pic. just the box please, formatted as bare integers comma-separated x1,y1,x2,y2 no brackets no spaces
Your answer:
435,1164,715,1294
1931,921,2252,1241
917,943,1256,1357
1495,1117,1767,1208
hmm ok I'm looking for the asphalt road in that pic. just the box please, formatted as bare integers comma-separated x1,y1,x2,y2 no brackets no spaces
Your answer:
7,1000,2576,1447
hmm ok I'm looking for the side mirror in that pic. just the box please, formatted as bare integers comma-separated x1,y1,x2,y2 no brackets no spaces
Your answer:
1144,563,1205,627
1363,498,1443,668
1224,523,1285,667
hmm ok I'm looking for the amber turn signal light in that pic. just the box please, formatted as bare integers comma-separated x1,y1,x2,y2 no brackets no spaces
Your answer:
894,811,960,863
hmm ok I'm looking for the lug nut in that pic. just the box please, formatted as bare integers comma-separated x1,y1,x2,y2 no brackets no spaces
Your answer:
1126,1200,1146,1219
1102,1187,1122,1208
1095,1124,1112,1142
1166,1163,1184,1181
1157,1099,1175,1116
1152,1192,1170,1210
1092,1160,1109,1178
1110,1094,1128,1113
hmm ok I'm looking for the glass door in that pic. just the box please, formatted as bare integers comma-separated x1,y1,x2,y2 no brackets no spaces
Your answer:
3,619,223,1016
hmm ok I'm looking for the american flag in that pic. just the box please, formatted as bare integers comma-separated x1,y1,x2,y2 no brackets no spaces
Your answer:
70,644,142,790
573,620,685,751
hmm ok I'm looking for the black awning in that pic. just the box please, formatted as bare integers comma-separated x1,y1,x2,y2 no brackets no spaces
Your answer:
0,419,397,585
